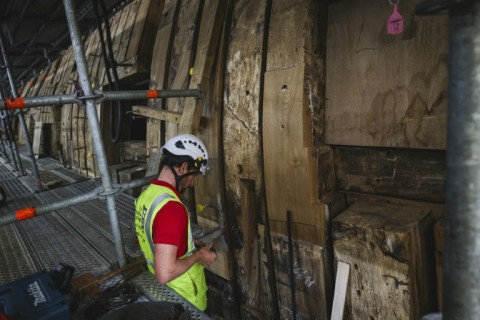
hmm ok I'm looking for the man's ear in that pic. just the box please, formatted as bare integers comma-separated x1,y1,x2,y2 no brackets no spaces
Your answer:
179,161,189,173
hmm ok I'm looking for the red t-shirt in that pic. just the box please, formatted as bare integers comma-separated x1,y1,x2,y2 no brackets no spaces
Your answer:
151,180,188,259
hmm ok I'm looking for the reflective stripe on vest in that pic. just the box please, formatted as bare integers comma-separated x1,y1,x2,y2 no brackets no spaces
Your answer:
143,193,174,269
134,184,208,311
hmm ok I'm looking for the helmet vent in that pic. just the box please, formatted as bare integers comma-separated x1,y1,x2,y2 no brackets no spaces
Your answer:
175,141,185,149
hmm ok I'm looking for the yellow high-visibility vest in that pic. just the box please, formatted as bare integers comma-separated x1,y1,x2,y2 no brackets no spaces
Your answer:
135,184,207,311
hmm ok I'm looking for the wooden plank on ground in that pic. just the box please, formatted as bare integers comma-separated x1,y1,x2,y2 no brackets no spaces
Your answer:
325,0,448,149
332,201,436,319
331,261,350,320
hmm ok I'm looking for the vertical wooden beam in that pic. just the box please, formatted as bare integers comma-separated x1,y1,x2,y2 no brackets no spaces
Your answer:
179,0,226,134
124,0,164,63
165,0,201,138
146,0,179,164
263,0,332,319
222,0,281,318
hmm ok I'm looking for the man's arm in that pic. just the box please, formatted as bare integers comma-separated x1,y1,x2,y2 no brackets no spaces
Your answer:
154,242,217,284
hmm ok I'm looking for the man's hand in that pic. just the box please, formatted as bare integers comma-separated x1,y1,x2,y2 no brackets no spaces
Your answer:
197,243,217,266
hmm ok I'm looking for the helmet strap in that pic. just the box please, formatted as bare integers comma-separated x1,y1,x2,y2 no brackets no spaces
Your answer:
168,165,198,191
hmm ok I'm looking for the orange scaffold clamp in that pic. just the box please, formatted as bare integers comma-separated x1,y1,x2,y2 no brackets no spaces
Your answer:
146,90,159,99
4,97,26,110
16,207,36,221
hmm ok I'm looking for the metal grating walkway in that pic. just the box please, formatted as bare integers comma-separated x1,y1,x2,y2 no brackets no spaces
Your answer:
0,156,210,319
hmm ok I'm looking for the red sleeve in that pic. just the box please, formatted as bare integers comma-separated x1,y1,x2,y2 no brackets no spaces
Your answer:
152,200,188,258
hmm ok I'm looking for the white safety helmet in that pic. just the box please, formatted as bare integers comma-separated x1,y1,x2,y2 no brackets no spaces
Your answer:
161,134,209,175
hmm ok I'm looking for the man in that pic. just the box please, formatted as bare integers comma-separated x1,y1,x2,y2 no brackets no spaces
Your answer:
135,134,217,311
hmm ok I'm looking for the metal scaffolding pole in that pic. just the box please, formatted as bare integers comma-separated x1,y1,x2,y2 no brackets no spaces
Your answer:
0,113,11,163
0,32,42,191
0,108,22,174
63,0,126,267
0,78,22,172
0,88,201,110
0,175,154,226
445,1,480,319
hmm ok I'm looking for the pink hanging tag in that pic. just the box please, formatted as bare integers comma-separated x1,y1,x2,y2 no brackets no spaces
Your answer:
387,4,403,35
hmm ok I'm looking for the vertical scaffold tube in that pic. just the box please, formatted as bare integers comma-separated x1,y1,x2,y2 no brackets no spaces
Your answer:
0,113,11,163
63,0,126,266
445,2,480,319
0,32,42,191
0,105,22,174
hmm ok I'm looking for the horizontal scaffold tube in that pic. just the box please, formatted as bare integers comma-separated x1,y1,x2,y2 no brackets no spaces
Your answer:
0,88,202,110
0,175,156,226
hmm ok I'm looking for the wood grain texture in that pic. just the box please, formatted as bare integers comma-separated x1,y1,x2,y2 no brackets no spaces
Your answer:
179,0,226,134
124,0,164,62
264,65,325,236
325,0,448,149
272,234,328,320
132,106,182,123
334,146,446,202
146,0,178,158
263,1,331,319
190,0,230,281
332,201,436,319
223,0,270,315
165,0,201,138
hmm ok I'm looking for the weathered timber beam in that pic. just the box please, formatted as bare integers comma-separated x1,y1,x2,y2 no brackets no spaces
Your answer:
131,105,182,123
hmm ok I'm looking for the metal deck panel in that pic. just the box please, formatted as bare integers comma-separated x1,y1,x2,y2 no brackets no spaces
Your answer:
20,158,32,171
38,191,121,263
46,183,142,258
16,213,112,276
38,170,66,184
6,194,112,277
0,158,210,319
132,272,211,320
51,166,88,183
36,157,62,167
39,189,141,263
0,176,32,199
0,223,37,285
0,169,15,180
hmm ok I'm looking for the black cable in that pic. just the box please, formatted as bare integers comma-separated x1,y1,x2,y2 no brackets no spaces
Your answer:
287,210,297,320
91,0,122,143
415,0,477,16
99,0,123,144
